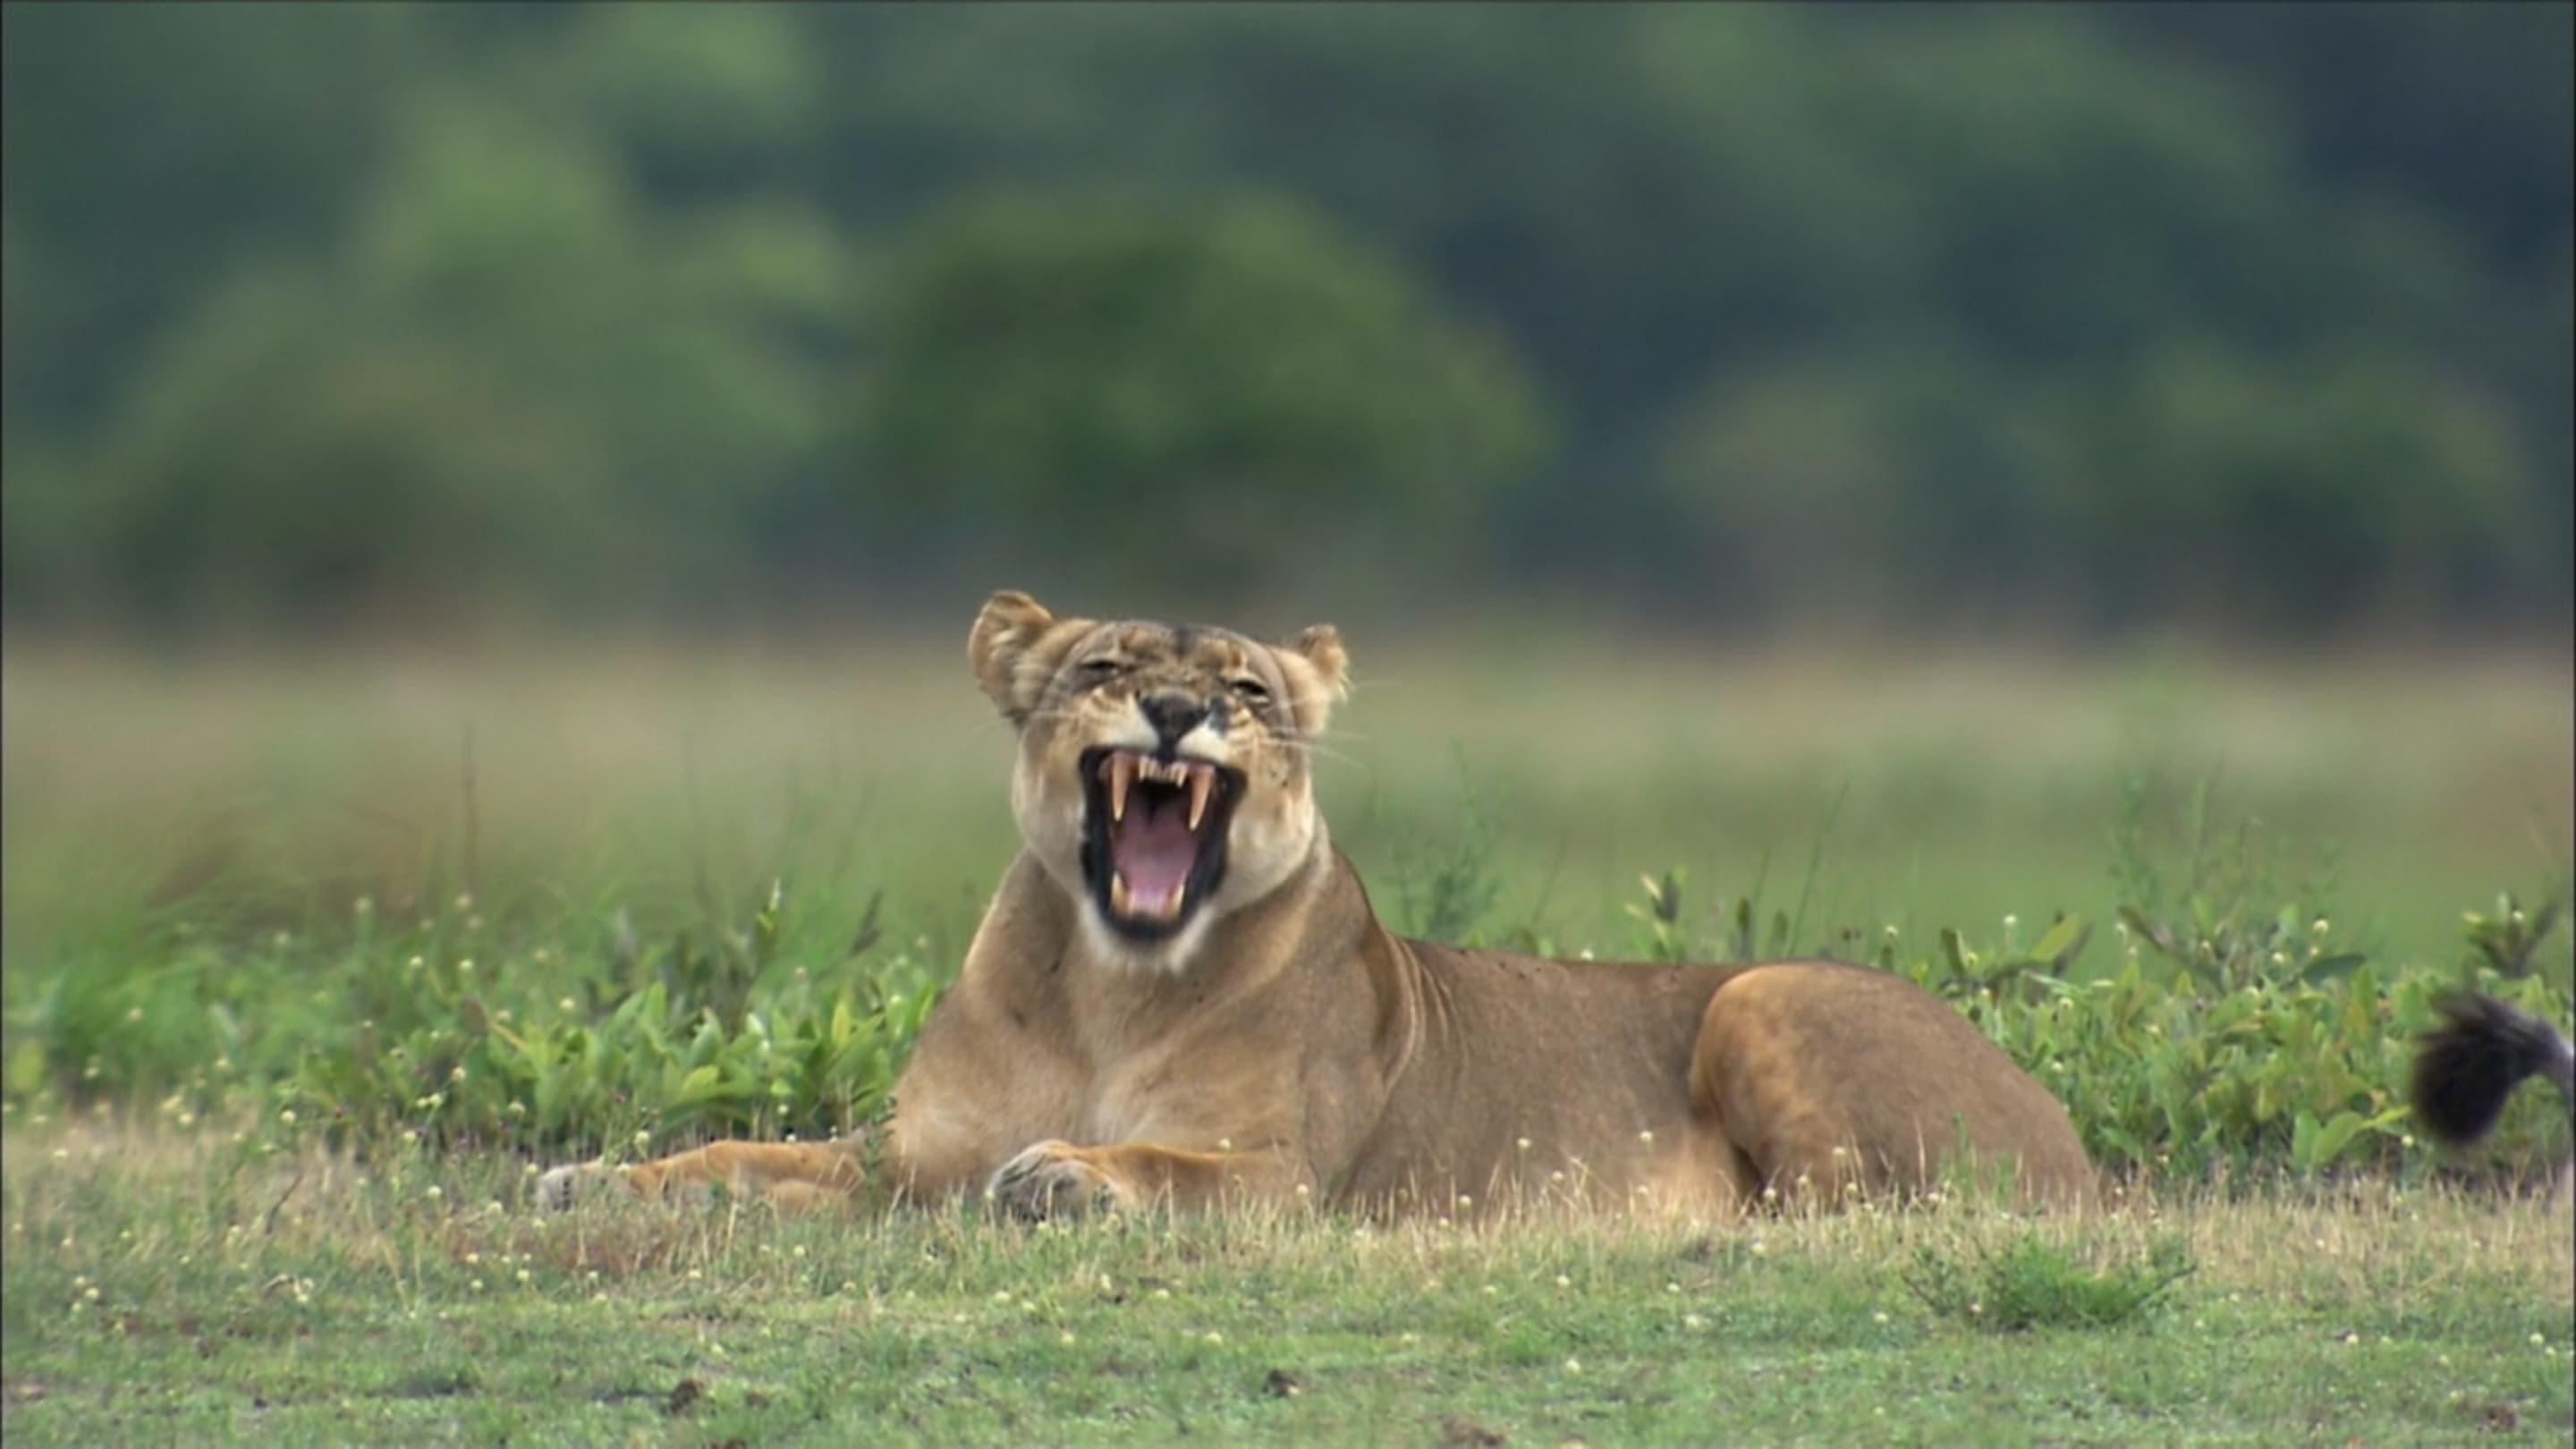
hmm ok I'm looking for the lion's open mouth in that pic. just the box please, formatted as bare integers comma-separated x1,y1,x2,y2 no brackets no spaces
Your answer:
1079,747,1242,938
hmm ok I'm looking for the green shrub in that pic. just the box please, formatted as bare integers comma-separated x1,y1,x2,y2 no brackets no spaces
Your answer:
1905,1232,2196,1332
4,833,2566,1184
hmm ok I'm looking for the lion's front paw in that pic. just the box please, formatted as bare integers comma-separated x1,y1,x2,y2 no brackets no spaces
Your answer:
536,1161,622,1212
987,1140,1127,1222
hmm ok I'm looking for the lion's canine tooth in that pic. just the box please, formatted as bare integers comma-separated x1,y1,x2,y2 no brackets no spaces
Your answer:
1186,765,1213,832
1108,752,1134,823
1110,872,1132,917
1166,877,1187,919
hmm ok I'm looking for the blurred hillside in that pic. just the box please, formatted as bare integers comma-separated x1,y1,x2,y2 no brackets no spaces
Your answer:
4,3,2568,638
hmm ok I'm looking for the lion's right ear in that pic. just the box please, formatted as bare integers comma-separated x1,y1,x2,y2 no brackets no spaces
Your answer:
968,591,1089,725
1274,623,1351,736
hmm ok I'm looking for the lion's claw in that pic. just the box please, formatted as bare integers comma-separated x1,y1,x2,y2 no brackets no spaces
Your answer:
987,1140,1123,1221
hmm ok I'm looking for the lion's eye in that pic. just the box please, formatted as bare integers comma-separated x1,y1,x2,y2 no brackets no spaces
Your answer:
1226,676,1271,705
1077,657,1123,681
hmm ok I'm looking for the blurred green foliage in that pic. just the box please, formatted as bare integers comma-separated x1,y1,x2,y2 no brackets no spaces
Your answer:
3,4,2567,631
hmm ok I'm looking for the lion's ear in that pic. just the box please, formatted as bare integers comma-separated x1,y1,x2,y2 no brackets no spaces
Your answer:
1275,623,1351,736
968,591,1089,725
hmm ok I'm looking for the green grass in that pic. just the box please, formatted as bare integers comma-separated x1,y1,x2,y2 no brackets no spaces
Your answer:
3,631,2572,1442
4,1118,2572,1446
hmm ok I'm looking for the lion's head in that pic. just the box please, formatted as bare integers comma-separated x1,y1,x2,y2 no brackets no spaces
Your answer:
967,590,1349,969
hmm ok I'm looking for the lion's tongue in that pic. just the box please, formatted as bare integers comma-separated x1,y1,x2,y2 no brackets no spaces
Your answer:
1112,798,1196,918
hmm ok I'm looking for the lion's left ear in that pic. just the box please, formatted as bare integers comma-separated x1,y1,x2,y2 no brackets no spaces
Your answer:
1274,623,1350,736
968,590,1090,725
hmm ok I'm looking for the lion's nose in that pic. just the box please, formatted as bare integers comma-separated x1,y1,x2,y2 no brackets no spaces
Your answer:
1140,691,1216,748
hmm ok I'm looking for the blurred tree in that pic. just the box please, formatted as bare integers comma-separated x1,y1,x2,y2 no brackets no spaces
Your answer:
0,4,2563,634
860,193,1553,597
72,97,857,624
0,3,419,437
2113,2,2572,273
544,4,822,208
1648,349,2078,627
2071,345,2527,633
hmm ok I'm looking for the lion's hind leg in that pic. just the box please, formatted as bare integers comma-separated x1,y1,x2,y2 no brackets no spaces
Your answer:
538,1138,870,1215
1689,964,2095,1211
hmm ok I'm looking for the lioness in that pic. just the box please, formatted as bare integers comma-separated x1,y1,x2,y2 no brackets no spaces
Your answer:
541,592,2092,1219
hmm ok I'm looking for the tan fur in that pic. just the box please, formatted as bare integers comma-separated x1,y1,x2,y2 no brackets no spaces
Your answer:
541,593,2093,1219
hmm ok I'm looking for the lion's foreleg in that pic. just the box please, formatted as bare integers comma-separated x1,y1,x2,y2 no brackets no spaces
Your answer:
985,1140,1303,1219
540,1134,877,1214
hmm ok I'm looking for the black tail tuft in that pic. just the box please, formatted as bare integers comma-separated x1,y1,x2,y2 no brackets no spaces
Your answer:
2411,993,2575,1148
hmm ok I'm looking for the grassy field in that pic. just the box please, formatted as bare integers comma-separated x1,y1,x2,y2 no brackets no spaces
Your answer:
3,1115,2572,1446
5,633,2570,968
3,631,2572,1443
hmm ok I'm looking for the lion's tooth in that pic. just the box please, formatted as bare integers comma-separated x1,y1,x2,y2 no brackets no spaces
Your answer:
1110,873,1131,916
1109,752,1134,823
1166,877,1187,919
1187,765,1213,832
